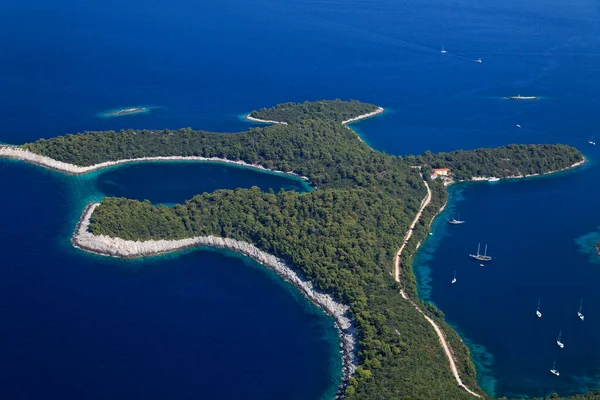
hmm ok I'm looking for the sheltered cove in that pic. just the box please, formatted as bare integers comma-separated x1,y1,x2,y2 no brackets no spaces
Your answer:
73,203,358,389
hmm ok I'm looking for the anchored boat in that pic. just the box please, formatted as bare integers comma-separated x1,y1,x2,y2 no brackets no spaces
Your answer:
557,330,564,349
448,214,465,225
469,243,492,262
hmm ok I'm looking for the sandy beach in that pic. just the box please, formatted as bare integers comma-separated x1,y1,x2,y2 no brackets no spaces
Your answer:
73,203,357,395
0,146,309,181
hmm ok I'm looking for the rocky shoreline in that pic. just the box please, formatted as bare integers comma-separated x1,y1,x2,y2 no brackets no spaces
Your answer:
73,203,357,396
245,114,289,125
341,107,384,125
0,146,309,181
245,106,385,127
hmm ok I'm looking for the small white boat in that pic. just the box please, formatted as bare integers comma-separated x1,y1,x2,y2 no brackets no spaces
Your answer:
474,58,482,63
589,135,596,146
516,124,522,128
488,177,500,182
536,298,542,318
479,263,484,267
557,330,564,349
441,46,447,54
578,298,585,321
452,271,457,284
550,361,560,377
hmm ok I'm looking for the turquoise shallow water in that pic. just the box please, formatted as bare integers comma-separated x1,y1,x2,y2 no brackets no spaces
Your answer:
2,0,600,397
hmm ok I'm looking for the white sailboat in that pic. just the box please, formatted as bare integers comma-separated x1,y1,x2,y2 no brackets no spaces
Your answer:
578,298,585,321
536,298,542,318
448,213,465,225
441,46,447,54
557,330,564,349
589,135,596,146
550,359,560,376
452,271,457,284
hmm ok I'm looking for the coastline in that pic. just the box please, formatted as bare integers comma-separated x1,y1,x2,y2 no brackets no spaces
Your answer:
73,203,357,397
341,107,384,125
463,157,586,183
0,146,309,181
394,179,481,398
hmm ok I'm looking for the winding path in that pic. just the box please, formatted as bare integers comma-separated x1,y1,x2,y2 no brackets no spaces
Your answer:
394,178,481,398
393,176,431,283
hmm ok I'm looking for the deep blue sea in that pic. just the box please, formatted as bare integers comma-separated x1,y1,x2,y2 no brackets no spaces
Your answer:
1,0,600,398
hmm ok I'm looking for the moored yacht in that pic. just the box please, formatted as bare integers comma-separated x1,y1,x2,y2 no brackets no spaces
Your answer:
448,213,465,225
469,243,492,262
488,177,500,182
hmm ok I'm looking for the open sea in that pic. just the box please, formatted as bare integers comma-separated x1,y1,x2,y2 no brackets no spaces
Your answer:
1,0,600,398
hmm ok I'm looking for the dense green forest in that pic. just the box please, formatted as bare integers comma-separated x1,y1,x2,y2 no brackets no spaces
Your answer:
23,101,586,399
411,144,583,181
249,99,378,124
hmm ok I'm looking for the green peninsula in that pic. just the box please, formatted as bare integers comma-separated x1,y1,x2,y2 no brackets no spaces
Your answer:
19,101,585,399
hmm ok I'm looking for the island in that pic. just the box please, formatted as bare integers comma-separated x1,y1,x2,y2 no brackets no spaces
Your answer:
0,100,587,400
99,106,151,118
115,107,146,115
507,95,538,100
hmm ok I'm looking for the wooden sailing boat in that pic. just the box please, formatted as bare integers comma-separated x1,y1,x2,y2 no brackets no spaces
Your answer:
469,243,492,261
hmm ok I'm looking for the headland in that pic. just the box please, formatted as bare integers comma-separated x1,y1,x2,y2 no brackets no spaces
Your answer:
0,146,309,181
